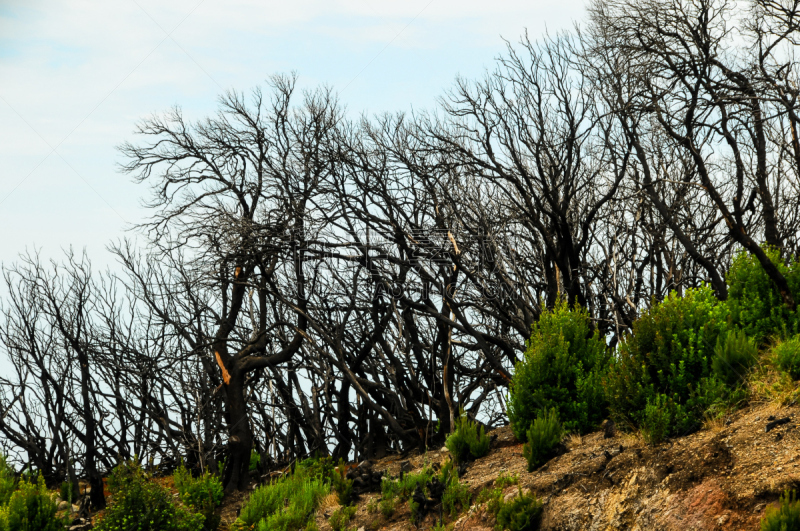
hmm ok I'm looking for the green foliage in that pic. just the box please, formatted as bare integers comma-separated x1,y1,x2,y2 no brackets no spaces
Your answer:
249,450,260,473
605,287,730,437
96,461,203,531
760,490,800,531
329,505,356,531
439,464,470,517
445,410,490,463
523,409,563,472
295,456,334,483
378,498,395,518
236,469,329,531
173,463,224,530
4,475,64,531
494,489,543,531
775,336,800,380
508,300,609,438
726,248,800,343
332,459,354,506
493,473,519,490
0,456,16,506
640,394,675,445
59,481,78,504
712,328,758,387
380,466,434,502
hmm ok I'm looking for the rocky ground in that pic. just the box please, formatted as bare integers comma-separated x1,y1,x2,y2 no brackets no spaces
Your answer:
308,400,799,531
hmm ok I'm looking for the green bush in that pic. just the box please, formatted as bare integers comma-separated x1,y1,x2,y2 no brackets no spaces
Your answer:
59,480,79,504
726,247,800,343
439,464,470,517
329,505,356,531
775,336,800,380
523,408,563,472
760,490,800,531
445,410,490,463
605,286,730,437
380,466,434,502
494,489,543,531
508,300,608,439
97,460,204,531
173,463,224,530
332,460,354,506
712,328,758,387
0,456,15,506
640,394,675,445
236,469,329,531
5,475,64,531
249,450,260,473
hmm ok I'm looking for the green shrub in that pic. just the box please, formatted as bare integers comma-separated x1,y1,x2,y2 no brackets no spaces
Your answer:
5,475,64,531
59,480,79,504
329,505,356,531
296,456,334,483
440,467,470,517
236,471,329,531
605,286,730,436
378,498,395,518
173,463,224,530
760,490,800,531
495,489,543,531
640,394,675,445
508,300,609,439
445,410,490,463
97,460,203,531
712,328,758,387
249,450,260,473
775,336,800,380
332,460,354,506
726,247,800,343
523,408,563,472
380,466,434,502
0,456,16,506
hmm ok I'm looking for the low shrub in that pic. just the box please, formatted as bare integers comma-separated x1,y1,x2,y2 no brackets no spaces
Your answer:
5,475,64,531
332,459,354,506
640,394,675,445
97,459,203,531
445,410,490,463
726,247,800,344
440,468,470,517
236,470,329,531
495,489,543,531
0,456,15,506
712,328,758,387
249,450,260,473
329,505,356,531
523,408,563,472
173,463,224,530
59,480,79,504
605,286,730,437
760,490,800,531
775,336,800,380
508,300,608,439
380,466,434,502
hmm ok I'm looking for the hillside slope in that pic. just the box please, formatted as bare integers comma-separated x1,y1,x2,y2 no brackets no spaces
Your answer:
312,401,798,531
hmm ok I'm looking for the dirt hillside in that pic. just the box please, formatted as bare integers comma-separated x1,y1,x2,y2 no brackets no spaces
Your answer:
308,401,799,531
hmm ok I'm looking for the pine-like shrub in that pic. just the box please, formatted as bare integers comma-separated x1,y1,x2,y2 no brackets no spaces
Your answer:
329,505,356,531
444,410,490,463
605,286,730,436
0,456,15,506
760,490,800,531
640,394,675,445
775,336,800,380
726,248,800,343
332,459,354,506
495,489,543,531
97,460,204,531
523,408,563,472
236,470,329,531
5,475,64,531
508,300,608,439
173,463,224,530
712,328,758,387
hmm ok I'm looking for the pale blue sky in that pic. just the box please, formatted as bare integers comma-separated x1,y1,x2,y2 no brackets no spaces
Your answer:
0,0,586,268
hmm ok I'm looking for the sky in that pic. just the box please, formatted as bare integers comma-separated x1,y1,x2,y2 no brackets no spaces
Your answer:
0,0,587,269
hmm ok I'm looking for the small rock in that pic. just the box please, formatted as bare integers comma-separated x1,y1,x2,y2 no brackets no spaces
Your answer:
58,500,70,511
602,419,616,438
71,504,80,513
357,528,365,531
